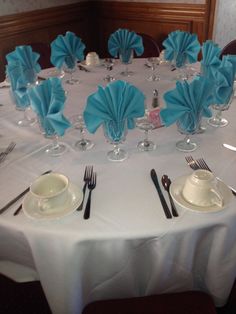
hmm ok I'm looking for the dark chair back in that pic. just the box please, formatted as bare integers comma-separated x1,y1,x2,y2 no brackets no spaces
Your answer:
220,39,236,59
136,33,160,58
30,42,52,69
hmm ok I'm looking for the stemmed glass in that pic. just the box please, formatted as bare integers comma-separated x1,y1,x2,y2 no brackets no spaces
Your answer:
172,54,188,81
136,111,156,151
176,113,201,152
63,57,79,85
147,57,160,81
103,119,128,161
208,91,234,127
38,118,67,157
71,114,94,151
119,50,134,77
103,58,115,82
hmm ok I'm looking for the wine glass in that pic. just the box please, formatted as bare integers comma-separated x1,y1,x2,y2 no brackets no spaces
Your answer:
208,91,234,127
119,49,133,77
176,113,201,152
63,57,79,85
38,117,67,157
147,57,160,81
103,119,128,161
172,53,188,81
103,58,115,82
71,114,94,151
136,111,156,151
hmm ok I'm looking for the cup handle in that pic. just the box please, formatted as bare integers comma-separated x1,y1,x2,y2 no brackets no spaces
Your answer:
210,188,224,207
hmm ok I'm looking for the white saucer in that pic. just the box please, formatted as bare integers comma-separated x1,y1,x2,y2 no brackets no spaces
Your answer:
170,175,232,213
23,183,83,220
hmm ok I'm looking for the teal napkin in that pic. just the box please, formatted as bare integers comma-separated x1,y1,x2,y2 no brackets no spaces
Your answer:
6,45,41,84
6,62,29,109
160,76,213,133
201,40,221,79
212,58,235,105
50,31,85,69
222,55,236,78
163,30,200,68
28,77,71,136
83,80,145,134
108,29,144,63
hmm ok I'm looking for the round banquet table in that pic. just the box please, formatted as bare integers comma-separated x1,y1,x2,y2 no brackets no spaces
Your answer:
0,59,236,314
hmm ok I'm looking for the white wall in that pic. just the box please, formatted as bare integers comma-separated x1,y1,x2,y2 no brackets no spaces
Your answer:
213,0,236,48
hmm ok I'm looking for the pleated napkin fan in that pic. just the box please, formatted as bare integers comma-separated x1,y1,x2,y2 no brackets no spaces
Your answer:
201,40,221,79
108,29,144,62
163,30,200,68
83,80,145,133
160,76,214,133
50,31,86,69
28,77,71,136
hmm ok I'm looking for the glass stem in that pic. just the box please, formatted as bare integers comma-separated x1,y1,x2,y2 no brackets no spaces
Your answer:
215,109,222,122
52,135,60,150
184,135,191,145
113,144,120,156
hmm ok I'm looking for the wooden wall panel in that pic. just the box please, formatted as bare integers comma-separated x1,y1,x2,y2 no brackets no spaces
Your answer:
0,1,216,81
0,2,94,81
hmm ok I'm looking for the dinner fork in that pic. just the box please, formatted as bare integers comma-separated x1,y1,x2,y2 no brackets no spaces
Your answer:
77,165,93,211
0,142,16,164
83,172,97,219
185,156,236,196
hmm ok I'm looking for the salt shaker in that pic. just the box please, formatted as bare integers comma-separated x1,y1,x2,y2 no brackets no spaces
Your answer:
151,89,159,108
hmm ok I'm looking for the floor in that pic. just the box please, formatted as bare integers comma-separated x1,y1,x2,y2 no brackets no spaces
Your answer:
0,274,235,314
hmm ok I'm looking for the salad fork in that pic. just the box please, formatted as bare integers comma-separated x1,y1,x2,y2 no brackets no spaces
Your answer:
185,155,236,196
84,172,97,219
77,165,93,211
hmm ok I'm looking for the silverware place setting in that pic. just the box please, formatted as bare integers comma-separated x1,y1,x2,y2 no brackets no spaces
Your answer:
0,142,16,164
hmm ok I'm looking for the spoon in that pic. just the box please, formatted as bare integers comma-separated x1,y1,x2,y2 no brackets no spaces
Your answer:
161,175,178,217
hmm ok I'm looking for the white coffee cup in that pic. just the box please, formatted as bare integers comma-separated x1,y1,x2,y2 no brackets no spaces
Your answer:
30,172,69,212
182,169,223,207
85,52,100,66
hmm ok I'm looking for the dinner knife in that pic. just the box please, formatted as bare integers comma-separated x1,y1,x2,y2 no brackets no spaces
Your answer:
0,170,52,215
223,143,236,152
150,169,172,219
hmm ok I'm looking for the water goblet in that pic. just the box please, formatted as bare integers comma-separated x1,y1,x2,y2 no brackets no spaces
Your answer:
103,119,128,162
63,57,79,85
147,57,160,81
136,113,156,151
176,114,201,152
208,91,234,127
119,49,134,77
71,115,94,151
103,58,115,82
172,54,188,81
38,118,67,157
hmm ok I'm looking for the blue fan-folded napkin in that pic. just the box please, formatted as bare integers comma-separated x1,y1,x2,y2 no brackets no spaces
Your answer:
108,29,144,63
28,77,71,136
222,55,236,78
6,62,29,109
83,80,145,134
6,45,41,84
201,40,221,79
50,31,85,69
212,58,235,105
160,76,214,133
163,30,200,68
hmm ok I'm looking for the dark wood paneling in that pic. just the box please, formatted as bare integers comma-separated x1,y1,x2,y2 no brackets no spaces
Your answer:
96,1,214,58
0,2,94,81
0,1,216,81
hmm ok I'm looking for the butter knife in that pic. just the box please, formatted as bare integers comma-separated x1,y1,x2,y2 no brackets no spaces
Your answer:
223,143,236,152
0,170,52,215
150,169,172,219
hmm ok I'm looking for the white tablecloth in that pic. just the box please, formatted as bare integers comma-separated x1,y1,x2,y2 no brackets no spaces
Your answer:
1,59,236,314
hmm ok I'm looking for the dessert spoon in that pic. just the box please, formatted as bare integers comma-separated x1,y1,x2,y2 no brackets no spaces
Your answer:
161,175,178,217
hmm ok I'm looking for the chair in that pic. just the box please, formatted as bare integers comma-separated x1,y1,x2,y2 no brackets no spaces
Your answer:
136,33,160,58
220,39,236,58
30,42,52,69
82,291,217,314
